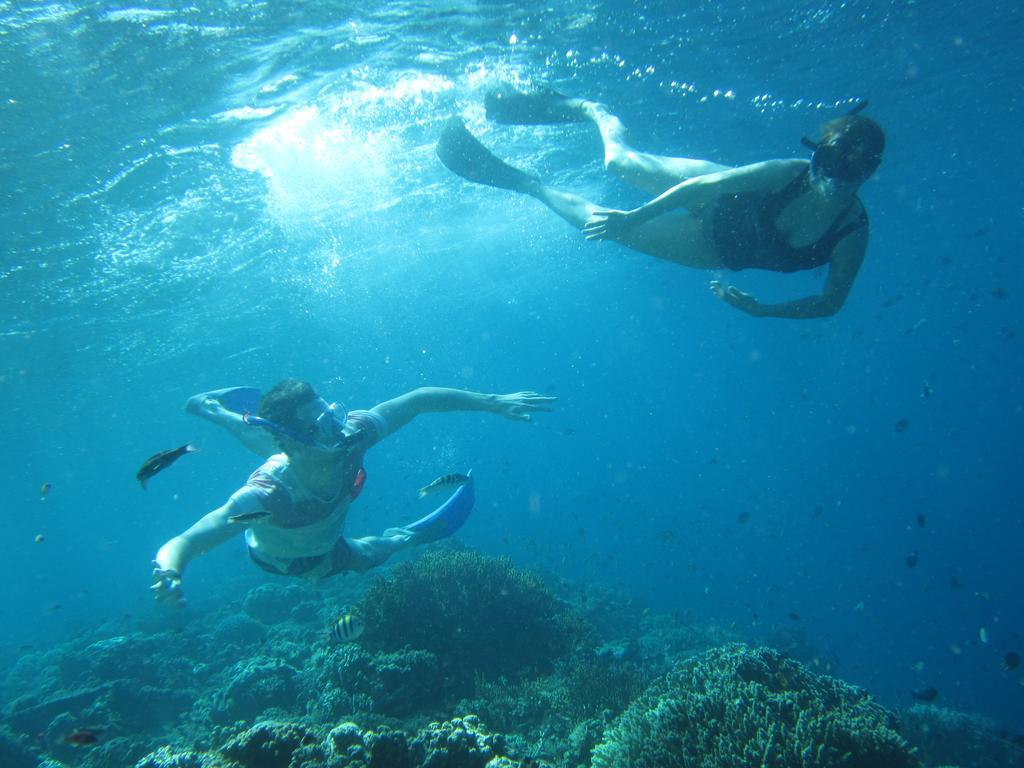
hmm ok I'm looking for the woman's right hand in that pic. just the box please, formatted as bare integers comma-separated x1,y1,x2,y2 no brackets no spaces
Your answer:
583,208,636,241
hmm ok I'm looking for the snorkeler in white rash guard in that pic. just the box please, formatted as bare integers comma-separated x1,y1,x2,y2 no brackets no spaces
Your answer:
151,379,554,606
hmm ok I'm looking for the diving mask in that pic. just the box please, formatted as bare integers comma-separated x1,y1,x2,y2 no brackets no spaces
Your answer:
810,139,868,183
244,397,351,452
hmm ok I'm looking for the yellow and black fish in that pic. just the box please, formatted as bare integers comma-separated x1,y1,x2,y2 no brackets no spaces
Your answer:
417,473,470,499
136,443,198,489
331,613,365,643
39,482,52,500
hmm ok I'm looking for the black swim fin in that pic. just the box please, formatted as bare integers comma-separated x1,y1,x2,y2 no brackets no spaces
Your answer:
436,117,538,193
485,87,586,125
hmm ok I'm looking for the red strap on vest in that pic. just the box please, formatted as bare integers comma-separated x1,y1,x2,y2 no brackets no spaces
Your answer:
350,467,366,500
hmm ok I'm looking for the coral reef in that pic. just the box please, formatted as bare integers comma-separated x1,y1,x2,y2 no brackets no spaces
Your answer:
7,553,995,768
131,715,523,768
220,720,320,768
410,715,506,768
590,643,920,768
358,550,592,687
554,652,648,722
0,726,40,768
210,614,269,648
901,703,1024,768
462,650,645,738
207,657,301,724
5,683,113,736
242,583,312,626
135,744,229,767
302,642,446,721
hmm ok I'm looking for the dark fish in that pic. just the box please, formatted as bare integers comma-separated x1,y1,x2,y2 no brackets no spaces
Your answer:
905,550,919,568
736,511,750,524
910,686,939,702
916,513,926,528
331,613,365,643
894,418,910,433
136,443,198,489
227,511,273,525
1004,651,1021,671
64,728,101,746
787,612,802,622
949,577,964,590
39,482,52,499
811,505,824,518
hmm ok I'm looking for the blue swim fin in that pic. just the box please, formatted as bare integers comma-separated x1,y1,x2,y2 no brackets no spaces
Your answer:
402,470,474,542
218,387,263,415
185,386,276,457
185,386,262,417
186,387,264,417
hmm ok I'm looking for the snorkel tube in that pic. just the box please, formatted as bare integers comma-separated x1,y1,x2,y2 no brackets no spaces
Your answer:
800,99,870,153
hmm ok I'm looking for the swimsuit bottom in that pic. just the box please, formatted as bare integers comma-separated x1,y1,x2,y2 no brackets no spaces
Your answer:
247,536,351,580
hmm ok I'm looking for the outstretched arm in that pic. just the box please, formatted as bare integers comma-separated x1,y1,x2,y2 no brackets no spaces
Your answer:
370,387,555,435
583,159,806,239
151,499,242,606
711,225,867,319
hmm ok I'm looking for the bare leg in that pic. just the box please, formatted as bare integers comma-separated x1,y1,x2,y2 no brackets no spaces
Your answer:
344,532,415,572
579,101,731,195
523,181,720,269
525,183,601,228
436,117,722,269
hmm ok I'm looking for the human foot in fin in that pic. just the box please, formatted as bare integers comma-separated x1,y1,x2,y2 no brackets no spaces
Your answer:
384,471,474,544
436,119,540,193
484,87,588,125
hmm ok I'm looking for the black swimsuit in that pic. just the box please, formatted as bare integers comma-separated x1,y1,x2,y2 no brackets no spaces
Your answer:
712,170,867,273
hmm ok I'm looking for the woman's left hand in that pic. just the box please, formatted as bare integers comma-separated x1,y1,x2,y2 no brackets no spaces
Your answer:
710,281,764,316
492,391,557,421
583,209,635,241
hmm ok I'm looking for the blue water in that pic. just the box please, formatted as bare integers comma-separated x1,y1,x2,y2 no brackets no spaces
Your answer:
2,0,1021,738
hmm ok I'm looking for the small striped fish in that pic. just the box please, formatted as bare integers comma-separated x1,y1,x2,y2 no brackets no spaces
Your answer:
331,613,365,643
227,510,272,525
417,473,470,499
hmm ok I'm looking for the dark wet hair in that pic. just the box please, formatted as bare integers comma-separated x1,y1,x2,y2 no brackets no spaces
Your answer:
258,378,317,446
819,114,885,181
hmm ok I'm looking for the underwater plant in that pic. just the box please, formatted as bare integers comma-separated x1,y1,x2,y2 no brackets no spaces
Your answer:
590,643,921,768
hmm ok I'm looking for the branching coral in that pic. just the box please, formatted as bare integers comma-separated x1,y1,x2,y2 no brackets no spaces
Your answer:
590,644,920,768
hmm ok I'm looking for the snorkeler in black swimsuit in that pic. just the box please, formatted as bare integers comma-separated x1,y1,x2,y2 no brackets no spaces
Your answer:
437,92,884,319
712,168,868,273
